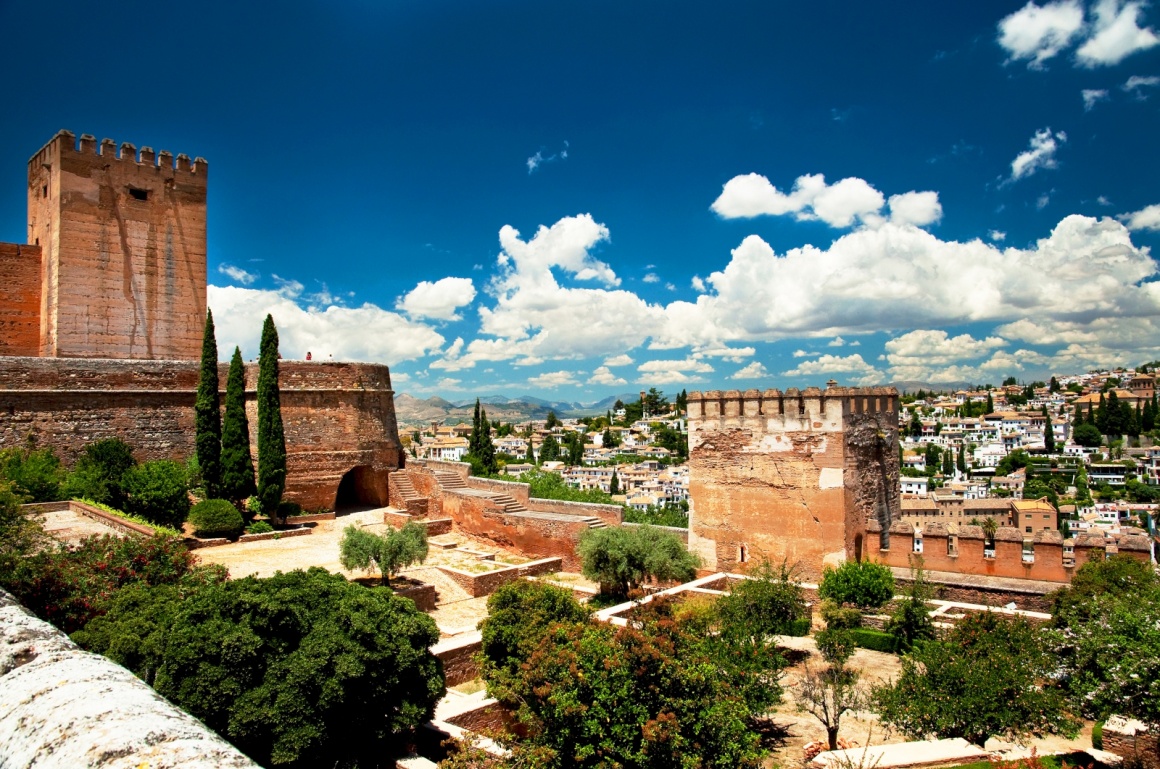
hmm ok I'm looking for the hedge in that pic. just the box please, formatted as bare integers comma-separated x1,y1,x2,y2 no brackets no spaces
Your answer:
189,499,244,538
850,627,900,653
786,617,812,637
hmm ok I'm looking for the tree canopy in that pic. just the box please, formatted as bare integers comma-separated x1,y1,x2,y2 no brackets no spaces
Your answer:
818,560,894,609
339,521,429,586
257,314,287,516
578,524,699,597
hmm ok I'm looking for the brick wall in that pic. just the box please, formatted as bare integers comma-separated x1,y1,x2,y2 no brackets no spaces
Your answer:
437,558,564,598
527,497,623,526
441,490,590,570
0,243,42,356
0,358,402,511
431,632,482,687
1103,716,1159,769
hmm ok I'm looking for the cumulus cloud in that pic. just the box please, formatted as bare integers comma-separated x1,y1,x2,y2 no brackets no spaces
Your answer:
782,354,881,386
636,357,714,385
642,273,660,283
828,336,847,347
604,354,635,367
218,263,258,285
1076,0,1160,66
989,230,1007,241
1118,203,1160,231
888,191,943,226
589,366,628,386
884,330,1008,375
712,173,941,230
1122,74,1160,95
1082,88,1110,109
396,277,476,321
209,284,444,365
691,276,706,292
528,370,579,388
792,349,819,358
730,362,769,379
694,346,755,363
1010,128,1067,181
998,0,1086,67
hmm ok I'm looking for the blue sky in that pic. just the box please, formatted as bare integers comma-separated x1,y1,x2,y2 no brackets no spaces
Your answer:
2,0,1159,402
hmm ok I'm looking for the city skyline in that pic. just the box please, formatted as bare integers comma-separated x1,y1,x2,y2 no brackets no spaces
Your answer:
1,0,1158,399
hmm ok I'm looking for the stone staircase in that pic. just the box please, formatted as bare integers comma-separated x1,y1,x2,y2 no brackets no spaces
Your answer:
392,472,422,503
578,516,609,529
435,471,467,490
489,493,528,514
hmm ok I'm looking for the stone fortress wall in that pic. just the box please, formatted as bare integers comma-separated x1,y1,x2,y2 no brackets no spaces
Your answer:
686,384,901,580
0,131,405,509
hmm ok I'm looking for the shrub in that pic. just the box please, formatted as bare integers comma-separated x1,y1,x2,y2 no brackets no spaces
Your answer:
1092,721,1103,750
62,437,137,509
0,445,65,502
850,627,899,653
276,499,303,519
817,627,858,664
820,599,864,629
818,559,895,609
189,499,244,538
122,460,190,529
247,521,274,534
578,524,699,597
339,521,428,586
716,559,808,643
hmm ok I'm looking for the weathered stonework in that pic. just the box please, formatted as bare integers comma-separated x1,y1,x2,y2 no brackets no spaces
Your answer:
26,131,207,359
0,243,42,357
0,357,403,510
686,385,900,580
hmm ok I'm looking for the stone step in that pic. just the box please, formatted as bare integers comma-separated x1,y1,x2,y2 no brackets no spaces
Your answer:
391,473,423,501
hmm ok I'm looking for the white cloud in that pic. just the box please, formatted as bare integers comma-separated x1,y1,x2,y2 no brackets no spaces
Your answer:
691,276,706,292
828,336,847,347
643,273,660,283
396,277,476,321
1009,128,1067,181
528,370,579,388
885,329,1008,367
694,346,755,363
792,349,819,358
665,282,676,291
730,362,769,379
218,263,258,285
604,354,635,367
1076,0,1159,67
1037,192,1053,210
635,357,714,385
589,366,628,386
888,191,943,226
1082,88,1110,109
711,173,885,228
998,0,1085,68
782,353,881,386
1118,203,1160,231
989,229,1007,241
527,141,570,174
435,377,463,390
1122,74,1160,95
1098,195,1112,206
208,284,444,365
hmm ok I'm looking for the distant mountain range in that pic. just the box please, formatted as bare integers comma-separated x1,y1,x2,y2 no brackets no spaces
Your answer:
886,380,975,394
393,392,640,426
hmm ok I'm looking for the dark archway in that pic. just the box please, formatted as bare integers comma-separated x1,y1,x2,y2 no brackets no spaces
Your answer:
853,533,864,563
334,466,384,512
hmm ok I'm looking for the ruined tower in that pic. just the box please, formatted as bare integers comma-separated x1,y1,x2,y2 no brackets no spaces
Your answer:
686,384,900,580
25,131,207,359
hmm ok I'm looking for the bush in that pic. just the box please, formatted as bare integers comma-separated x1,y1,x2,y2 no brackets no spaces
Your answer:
787,616,812,636
818,560,895,609
122,460,190,529
62,438,137,509
1092,721,1103,750
73,568,444,768
247,521,274,534
820,599,864,629
715,559,808,643
851,627,899,653
817,626,857,664
277,500,303,518
189,499,244,538
0,445,65,502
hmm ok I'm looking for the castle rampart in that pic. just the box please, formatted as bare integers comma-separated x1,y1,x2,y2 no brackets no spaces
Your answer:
0,357,403,511
0,243,42,357
686,384,900,580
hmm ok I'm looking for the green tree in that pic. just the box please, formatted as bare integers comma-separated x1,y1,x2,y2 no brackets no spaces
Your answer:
1073,422,1103,448
653,424,688,460
566,430,584,466
995,448,1031,477
473,406,497,474
74,568,443,768
1042,406,1055,454
609,470,620,496
601,426,620,449
257,314,287,518
715,559,808,645
525,438,535,463
873,612,1078,746
578,524,699,597
62,437,137,509
885,558,936,651
985,391,994,413
470,399,483,456
188,498,244,538
195,309,223,499
796,664,867,750
122,460,190,529
339,520,429,586
0,443,64,502
818,560,894,610
544,410,560,429
538,434,560,462
503,602,763,768
220,347,257,508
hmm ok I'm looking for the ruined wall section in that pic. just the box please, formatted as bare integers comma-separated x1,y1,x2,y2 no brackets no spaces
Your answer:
0,243,43,356
0,358,402,510
27,131,207,359
687,386,899,581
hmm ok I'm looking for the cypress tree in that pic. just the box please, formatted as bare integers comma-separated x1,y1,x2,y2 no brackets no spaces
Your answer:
525,438,535,463
195,310,223,499
221,346,256,508
1042,406,1055,454
610,471,620,496
470,399,482,457
257,314,287,518
477,407,496,474
985,392,993,414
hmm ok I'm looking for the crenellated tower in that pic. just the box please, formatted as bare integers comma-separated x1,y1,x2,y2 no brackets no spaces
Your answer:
25,130,207,359
686,382,901,579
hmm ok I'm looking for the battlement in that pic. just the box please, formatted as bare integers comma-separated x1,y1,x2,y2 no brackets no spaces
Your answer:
687,384,898,422
28,129,207,178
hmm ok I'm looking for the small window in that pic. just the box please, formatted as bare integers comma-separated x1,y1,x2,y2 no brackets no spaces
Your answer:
738,544,748,564
42,185,47,198
128,187,149,201
1026,526,1032,533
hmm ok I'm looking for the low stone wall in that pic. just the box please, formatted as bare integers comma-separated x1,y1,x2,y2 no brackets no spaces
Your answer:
442,490,591,570
384,510,452,535
437,558,563,598
527,497,623,527
396,582,438,612
0,589,259,768
186,526,314,549
444,700,508,732
285,512,336,524
37,499,157,538
899,579,1055,613
622,521,689,542
465,476,531,504
1103,715,1159,769
431,631,482,687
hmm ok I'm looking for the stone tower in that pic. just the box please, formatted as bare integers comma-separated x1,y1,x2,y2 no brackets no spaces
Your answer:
25,130,207,359
686,384,901,580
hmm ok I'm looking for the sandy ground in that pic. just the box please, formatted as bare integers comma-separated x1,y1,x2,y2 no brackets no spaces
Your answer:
36,508,124,546
765,635,1095,768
